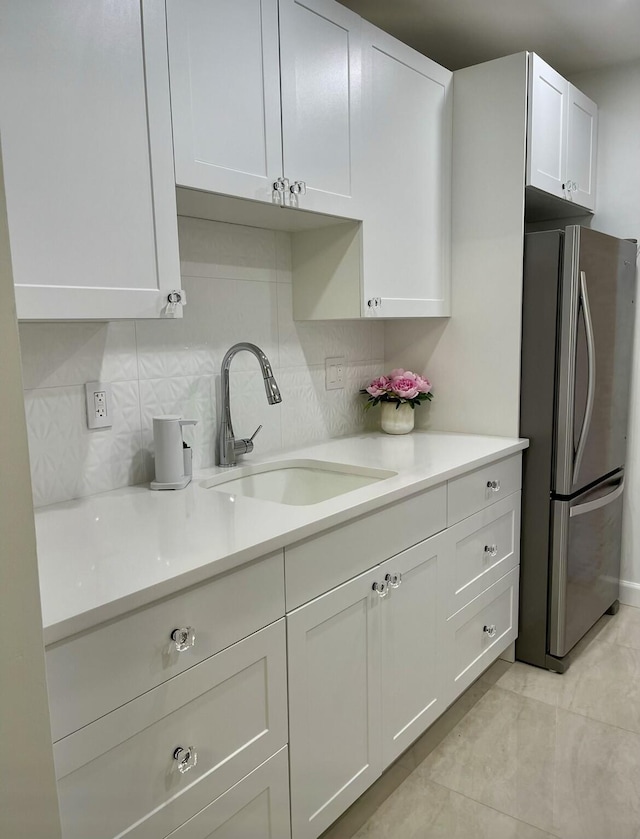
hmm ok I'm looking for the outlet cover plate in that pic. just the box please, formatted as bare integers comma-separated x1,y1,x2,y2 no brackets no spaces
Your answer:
325,357,345,390
85,381,112,429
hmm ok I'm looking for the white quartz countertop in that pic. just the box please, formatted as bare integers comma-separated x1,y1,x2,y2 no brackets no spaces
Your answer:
36,431,528,644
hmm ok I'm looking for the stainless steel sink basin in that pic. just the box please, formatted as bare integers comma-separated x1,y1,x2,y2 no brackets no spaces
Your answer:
203,459,397,505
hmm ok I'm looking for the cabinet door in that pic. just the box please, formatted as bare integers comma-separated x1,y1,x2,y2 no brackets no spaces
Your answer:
0,0,180,320
279,0,362,219
567,84,597,211
379,532,445,767
360,24,452,318
287,567,382,839
166,0,283,204
526,53,568,200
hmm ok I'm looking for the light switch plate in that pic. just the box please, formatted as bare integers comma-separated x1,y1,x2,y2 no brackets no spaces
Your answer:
85,381,112,429
325,357,345,390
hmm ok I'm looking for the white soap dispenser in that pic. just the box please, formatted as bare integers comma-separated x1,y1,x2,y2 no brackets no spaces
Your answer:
150,415,198,490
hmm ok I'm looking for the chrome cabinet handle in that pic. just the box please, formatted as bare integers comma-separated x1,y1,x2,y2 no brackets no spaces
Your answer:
173,746,198,774
487,480,501,492
171,627,196,652
372,580,389,598
483,624,497,638
484,545,498,558
385,572,402,588
290,180,307,195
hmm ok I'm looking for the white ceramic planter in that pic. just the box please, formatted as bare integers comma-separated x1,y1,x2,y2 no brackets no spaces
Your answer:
380,402,415,435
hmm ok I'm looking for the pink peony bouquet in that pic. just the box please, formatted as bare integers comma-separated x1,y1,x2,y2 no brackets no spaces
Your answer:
360,369,433,410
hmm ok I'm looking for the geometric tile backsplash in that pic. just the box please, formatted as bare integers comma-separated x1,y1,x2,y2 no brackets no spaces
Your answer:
20,217,384,508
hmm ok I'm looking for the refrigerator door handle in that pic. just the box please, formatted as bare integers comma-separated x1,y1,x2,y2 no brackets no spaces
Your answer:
570,478,625,518
573,270,597,486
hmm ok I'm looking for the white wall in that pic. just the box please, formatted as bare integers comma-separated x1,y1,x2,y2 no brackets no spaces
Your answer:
385,53,527,438
0,145,61,837
569,60,640,606
19,216,384,508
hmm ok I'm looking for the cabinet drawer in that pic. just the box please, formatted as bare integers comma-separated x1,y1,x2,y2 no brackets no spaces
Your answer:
46,552,285,742
164,747,291,839
443,567,519,704
54,620,287,839
444,493,520,617
285,484,446,609
447,454,521,526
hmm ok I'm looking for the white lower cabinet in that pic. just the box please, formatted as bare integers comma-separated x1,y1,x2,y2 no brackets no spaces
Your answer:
287,458,523,839
442,567,519,705
165,747,291,839
287,567,383,839
379,533,444,766
55,620,287,839
287,531,447,839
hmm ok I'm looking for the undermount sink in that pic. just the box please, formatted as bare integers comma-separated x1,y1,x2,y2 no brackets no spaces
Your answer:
203,459,397,506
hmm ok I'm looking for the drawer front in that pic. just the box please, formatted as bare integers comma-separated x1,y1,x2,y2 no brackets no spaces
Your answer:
47,552,285,741
443,567,519,705
285,484,447,609
163,747,291,839
55,620,287,839
445,493,520,617
447,454,521,526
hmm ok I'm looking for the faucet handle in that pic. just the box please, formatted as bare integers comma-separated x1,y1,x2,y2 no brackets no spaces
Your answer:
234,425,263,456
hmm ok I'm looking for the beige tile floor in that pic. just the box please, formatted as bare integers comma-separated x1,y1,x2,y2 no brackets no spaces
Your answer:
322,604,640,839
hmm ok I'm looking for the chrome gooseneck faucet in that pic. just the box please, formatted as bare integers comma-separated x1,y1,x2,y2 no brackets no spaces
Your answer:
217,342,282,467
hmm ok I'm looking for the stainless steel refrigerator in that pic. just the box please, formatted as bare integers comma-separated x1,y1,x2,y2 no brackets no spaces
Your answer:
517,226,637,673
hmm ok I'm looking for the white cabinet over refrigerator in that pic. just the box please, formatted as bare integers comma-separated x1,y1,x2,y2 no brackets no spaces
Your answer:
527,53,597,212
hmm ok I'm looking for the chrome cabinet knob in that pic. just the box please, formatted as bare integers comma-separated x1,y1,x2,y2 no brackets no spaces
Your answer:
385,572,402,588
483,624,497,638
290,180,307,195
484,544,498,558
367,297,381,309
487,480,501,492
171,626,196,652
372,580,389,598
173,745,198,774
273,177,289,192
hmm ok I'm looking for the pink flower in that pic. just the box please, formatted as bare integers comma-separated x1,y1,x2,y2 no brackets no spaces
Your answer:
366,375,390,397
390,377,420,400
389,368,407,380
414,374,432,394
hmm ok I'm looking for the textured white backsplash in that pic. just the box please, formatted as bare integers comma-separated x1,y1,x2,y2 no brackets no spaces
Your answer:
20,217,384,508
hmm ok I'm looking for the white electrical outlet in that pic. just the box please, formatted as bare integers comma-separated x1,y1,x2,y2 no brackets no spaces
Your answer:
85,382,113,429
325,357,345,390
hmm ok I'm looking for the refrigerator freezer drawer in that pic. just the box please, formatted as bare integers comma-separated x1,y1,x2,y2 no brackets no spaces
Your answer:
549,471,624,657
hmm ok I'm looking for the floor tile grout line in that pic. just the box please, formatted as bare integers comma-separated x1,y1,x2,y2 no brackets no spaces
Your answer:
426,777,562,838
491,681,640,739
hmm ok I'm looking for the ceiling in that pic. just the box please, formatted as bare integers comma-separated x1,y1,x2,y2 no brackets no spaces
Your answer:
339,0,640,77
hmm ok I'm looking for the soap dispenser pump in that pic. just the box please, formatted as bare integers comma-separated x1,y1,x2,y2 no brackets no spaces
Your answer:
150,415,198,490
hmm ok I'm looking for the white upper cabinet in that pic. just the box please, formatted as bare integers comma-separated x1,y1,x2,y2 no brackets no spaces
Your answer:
567,84,598,211
167,0,362,219
527,54,568,200
360,24,452,318
291,25,452,321
527,53,597,212
279,0,362,218
167,0,283,204
0,0,181,320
